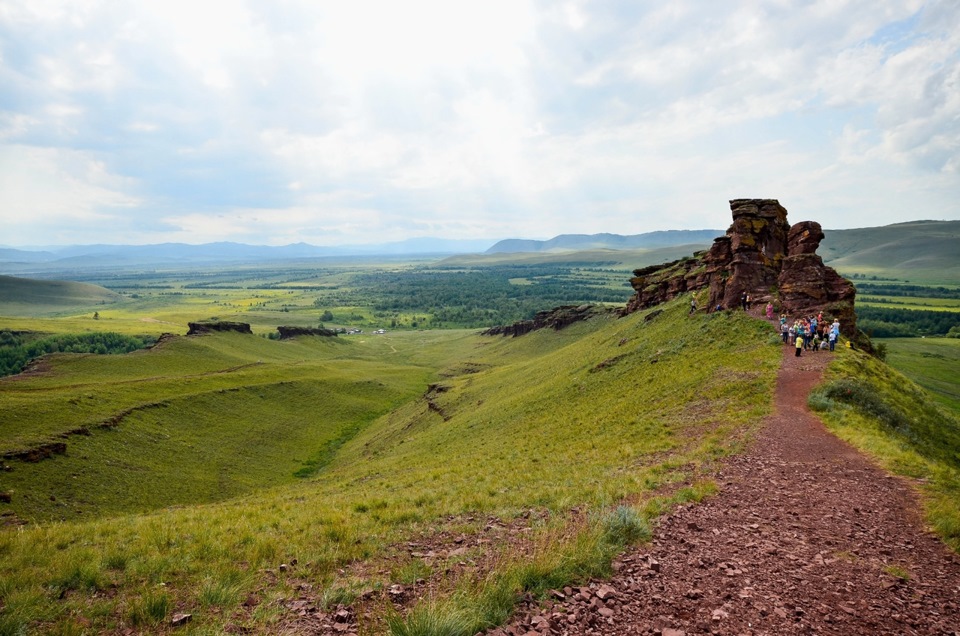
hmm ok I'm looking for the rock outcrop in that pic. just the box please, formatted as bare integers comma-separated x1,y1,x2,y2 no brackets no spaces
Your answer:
276,326,338,339
482,305,609,337
623,199,857,335
187,321,253,335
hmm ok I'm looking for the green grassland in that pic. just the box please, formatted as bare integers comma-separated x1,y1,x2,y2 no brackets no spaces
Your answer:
0,330,468,521
436,244,711,268
858,296,960,311
0,260,638,336
821,220,960,285
873,338,960,414
1,255,959,634
0,275,121,316
0,298,783,634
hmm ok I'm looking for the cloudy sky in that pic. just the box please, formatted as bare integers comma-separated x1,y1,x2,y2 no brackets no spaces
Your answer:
1,1,958,247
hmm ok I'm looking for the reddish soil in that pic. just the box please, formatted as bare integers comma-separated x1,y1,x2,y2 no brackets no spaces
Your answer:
282,344,960,635
493,346,960,635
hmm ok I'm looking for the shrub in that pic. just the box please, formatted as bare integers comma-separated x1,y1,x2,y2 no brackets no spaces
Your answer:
814,379,911,435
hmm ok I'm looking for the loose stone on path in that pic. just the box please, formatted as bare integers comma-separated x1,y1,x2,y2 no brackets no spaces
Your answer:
494,347,960,635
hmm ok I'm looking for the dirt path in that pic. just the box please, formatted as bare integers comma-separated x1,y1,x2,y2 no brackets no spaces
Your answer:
496,346,960,635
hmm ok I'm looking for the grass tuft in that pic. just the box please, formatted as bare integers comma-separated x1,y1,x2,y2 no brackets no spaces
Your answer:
600,505,651,548
48,560,104,598
198,571,246,608
127,590,170,627
386,599,478,636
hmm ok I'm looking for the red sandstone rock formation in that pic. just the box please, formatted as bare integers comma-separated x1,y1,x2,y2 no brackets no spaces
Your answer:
623,199,857,335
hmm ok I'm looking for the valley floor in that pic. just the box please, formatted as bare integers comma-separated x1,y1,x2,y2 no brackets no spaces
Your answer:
483,346,960,635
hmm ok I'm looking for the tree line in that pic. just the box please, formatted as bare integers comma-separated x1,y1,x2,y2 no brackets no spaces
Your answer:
0,331,155,377
856,307,960,338
855,283,960,299
350,266,632,327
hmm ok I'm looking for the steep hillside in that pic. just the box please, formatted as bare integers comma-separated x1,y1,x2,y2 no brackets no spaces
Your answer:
0,274,121,315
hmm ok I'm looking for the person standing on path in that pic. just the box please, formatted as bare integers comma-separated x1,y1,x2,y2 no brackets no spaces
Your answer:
741,291,748,311
690,297,697,314
766,301,773,319
795,333,804,357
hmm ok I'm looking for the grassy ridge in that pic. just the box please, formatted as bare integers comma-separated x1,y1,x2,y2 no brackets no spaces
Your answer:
0,332,465,521
0,300,781,634
821,220,960,284
811,349,960,552
0,275,121,316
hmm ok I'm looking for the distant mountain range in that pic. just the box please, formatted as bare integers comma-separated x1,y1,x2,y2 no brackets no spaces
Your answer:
485,230,724,253
0,238,498,273
2,221,957,283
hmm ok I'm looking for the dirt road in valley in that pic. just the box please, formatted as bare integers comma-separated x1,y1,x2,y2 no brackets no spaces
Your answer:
492,346,960,635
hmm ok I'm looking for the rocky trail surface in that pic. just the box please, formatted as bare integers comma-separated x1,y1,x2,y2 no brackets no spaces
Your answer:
287,344,960,635
492,346,960,635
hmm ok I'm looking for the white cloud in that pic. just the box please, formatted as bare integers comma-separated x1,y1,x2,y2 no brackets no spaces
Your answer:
0,0,957,246
0,145,140,243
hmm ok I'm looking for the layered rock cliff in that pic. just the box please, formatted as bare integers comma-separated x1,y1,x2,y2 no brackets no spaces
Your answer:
623,199,857,335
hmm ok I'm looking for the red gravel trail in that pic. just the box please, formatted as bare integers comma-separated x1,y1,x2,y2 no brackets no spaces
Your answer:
494,346,960,635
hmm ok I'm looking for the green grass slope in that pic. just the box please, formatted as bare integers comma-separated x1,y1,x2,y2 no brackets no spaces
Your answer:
0,275,121,316
821,220,960,284
874,338,960,414
811,348,960,552
0,330,475,521
4,297,958,635
0,299,782,634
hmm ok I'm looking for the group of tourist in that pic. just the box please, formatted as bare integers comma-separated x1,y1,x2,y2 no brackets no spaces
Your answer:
777,312,841,356
691,292,842,357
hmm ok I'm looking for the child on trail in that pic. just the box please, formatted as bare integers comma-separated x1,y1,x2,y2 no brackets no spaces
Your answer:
795,333,804,357
766,302,774,319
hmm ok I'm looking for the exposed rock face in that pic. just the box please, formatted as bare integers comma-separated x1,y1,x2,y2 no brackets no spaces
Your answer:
482,305,609,337
2,441,67,463
624,199,857,335
276,326,338,339
187,321,253,335
778,221,858,332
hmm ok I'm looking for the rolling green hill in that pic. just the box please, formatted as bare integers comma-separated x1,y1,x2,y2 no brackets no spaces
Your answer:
0,274,121,316
821,220,960,284
442,220,960,285
437,244,712,268
0,300,781,633
1,293,958,634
